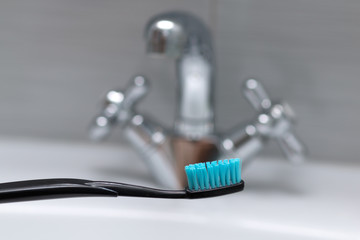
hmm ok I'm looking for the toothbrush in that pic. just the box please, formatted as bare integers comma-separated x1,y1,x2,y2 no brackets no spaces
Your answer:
0,159,243,203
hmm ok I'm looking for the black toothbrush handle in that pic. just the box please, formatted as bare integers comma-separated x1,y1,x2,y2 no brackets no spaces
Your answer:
0,179,118,203
0,178,244,203
0,178,187,203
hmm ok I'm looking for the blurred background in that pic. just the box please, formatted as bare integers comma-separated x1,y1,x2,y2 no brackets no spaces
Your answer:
0,0,360,164
0,1,360,239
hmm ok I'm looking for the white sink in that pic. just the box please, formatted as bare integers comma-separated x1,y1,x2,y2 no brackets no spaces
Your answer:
0,138,358,240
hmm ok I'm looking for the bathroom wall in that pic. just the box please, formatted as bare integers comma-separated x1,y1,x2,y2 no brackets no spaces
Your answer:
1,0,359,163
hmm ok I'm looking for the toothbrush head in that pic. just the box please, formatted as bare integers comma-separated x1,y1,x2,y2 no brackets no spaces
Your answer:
184,158,244,198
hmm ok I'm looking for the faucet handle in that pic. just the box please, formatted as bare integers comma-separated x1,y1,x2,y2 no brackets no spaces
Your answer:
243,79,272,111
89,75,149,140
121,75,149,111
277,130,306,164
268,103,307,163
242,79,307,163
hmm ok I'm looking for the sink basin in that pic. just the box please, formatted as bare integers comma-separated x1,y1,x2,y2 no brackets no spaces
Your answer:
0,138,358,240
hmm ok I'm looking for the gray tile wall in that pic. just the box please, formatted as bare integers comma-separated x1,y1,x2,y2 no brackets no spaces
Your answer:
215,0,360,163
0,0,359,162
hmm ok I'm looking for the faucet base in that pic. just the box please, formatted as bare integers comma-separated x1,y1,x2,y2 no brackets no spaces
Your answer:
172,137,218,187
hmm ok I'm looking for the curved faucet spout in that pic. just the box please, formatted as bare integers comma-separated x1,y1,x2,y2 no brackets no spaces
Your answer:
145,12,215,139
145,12,213,59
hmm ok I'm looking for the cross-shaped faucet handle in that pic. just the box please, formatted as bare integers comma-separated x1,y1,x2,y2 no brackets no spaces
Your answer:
242,79,307,163
89,76,149,140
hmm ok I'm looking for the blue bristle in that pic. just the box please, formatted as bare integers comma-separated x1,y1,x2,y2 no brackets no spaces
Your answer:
206,162,215,188
202,165,210,189
229,159,236,184
235,158,241,183
224,159,231,186
185,165,194,190
189,165,199,190
218,160,226,186
211,161,220,187
184,158,242,191
195,164,205,190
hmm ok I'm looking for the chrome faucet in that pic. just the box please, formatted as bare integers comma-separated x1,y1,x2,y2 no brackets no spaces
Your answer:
89,11,306,189
145,12,215,138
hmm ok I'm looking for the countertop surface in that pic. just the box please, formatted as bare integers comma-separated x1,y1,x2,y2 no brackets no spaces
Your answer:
0,138,358,240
